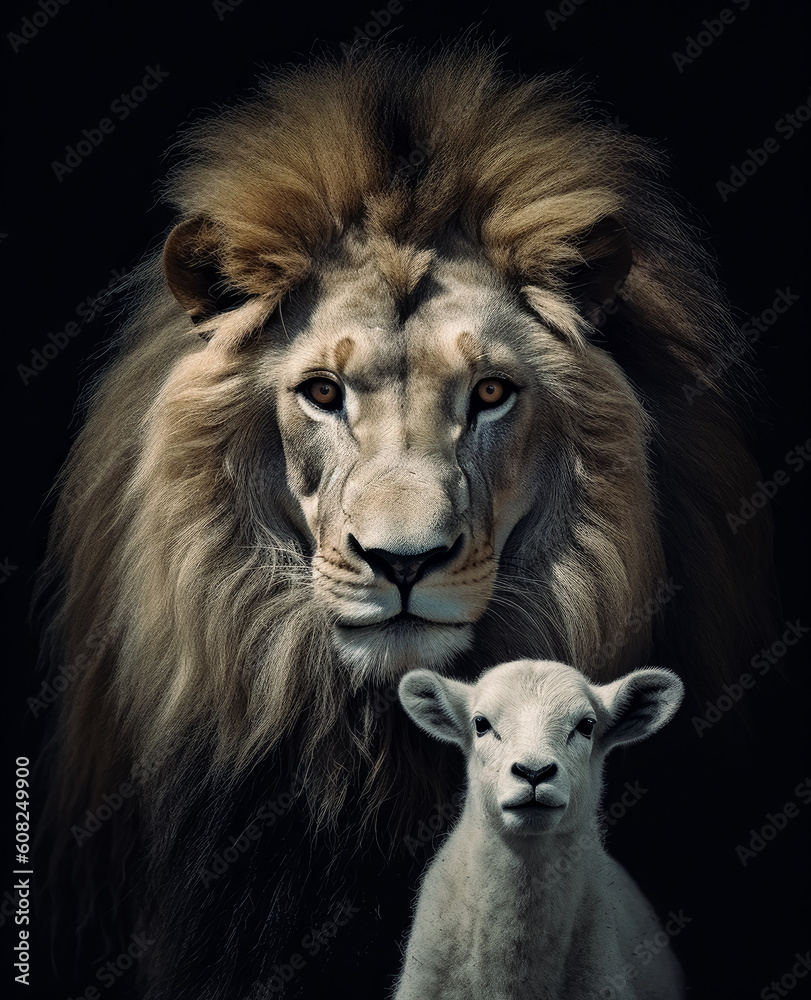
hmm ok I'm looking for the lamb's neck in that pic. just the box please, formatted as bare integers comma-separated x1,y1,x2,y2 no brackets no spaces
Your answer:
452,808,605,947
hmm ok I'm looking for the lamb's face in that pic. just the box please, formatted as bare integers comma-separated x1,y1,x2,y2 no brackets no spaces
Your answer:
466,661,601,836
398,658,685,840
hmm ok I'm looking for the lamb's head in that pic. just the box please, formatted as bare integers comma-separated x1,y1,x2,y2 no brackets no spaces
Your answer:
399,659,684,838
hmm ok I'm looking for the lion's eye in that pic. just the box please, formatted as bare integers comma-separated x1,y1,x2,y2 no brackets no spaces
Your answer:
302,378,343,411
575,717,596,739
472,378,512,410
474,715,492,736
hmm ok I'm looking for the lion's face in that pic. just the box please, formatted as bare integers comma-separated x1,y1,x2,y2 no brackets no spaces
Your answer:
269,249,552,682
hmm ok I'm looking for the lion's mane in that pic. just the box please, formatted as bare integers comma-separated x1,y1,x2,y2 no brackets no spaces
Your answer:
38,43,775,998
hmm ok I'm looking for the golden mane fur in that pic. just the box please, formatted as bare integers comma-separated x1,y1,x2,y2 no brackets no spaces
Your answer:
37,41,775,997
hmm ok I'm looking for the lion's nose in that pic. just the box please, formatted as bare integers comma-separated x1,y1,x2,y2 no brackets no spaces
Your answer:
349,536,463,593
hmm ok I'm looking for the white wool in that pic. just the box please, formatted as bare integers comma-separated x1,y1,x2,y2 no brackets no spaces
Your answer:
395,659,685,1000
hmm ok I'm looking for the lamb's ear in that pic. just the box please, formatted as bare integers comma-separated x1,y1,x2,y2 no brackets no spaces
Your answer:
595,668,684,751
569,216,632,319
162,215,247,322
398,670,470,746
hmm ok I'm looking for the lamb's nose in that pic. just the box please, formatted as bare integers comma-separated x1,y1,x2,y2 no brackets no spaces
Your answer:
511,762,558,787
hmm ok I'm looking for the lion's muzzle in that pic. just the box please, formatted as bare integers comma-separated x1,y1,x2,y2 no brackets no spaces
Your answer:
348,534,464,595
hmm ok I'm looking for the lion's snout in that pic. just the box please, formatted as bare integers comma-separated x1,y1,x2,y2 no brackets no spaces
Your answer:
349,534,465,595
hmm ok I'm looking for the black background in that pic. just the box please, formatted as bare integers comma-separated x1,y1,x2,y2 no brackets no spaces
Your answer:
2,1,809,998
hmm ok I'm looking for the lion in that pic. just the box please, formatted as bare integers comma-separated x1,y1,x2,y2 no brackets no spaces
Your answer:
37,42,775,998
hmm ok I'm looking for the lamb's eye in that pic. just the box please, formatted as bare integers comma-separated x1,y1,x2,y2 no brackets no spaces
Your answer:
575,717,597,738
474,715,492,736
472,377,513,410
302,377,343,411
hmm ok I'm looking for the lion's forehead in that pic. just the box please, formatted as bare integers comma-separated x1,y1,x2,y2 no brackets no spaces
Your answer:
278,257,536,389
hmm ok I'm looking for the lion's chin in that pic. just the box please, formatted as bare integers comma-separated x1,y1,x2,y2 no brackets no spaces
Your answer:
334,615,473,688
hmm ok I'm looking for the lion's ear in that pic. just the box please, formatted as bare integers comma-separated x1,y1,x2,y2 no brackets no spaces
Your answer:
569,216,632,313
162,215,246,322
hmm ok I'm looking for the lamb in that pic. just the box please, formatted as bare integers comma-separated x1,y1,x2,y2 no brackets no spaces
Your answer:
394,659,686,1000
